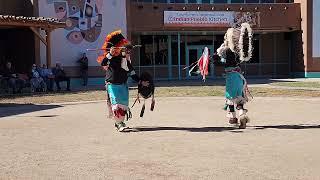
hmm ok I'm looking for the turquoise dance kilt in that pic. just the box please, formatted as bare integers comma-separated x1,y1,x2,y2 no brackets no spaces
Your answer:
106,84,129,106
225,69,245,100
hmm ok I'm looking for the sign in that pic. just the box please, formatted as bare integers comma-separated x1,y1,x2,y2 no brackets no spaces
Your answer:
164,11,234,27
164,11,260,28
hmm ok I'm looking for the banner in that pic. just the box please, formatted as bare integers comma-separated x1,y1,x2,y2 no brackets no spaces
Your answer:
164,11,234,27
164,11,260,28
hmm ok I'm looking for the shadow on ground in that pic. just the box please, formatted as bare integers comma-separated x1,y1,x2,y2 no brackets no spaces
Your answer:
133,124,320,133
0,88,104,99
0,103,62,118
133,126,238,132
149,78,295,87
253,124,320,130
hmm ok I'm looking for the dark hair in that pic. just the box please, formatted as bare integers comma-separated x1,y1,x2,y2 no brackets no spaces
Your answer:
138,72,155,99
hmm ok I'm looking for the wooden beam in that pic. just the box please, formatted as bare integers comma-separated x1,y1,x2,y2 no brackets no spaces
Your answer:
0,21,65,29
46,29,52,67
29,27,47,46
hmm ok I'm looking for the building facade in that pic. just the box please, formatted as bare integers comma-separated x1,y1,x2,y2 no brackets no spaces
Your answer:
1,0,319,81
128,0,300,79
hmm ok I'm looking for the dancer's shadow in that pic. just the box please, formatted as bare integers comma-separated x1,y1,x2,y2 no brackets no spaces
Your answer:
130,126,240,133
253,124,320,130
0,103,62,118
130,124,320,133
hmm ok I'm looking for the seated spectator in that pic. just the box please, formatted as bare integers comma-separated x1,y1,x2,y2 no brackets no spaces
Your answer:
3,62,25,93
52,62,70,91
40,64,55,91
30,64,46,92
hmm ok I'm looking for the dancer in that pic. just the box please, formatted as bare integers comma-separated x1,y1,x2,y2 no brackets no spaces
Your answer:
214,23,253,129
97,30,143,132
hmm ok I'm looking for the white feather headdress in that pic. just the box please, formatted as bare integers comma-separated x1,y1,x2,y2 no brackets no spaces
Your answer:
218,23,254,63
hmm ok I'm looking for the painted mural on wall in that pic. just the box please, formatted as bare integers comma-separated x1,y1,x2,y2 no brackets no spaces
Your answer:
47,0,103,44
233,12,260,28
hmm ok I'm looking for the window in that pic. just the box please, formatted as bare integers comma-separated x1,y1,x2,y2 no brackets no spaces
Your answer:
248,35,260,63
153,0,168,2
231,0,244,3
139,35,168,66
187,0,198,3
187,35,213,46
213,35,225,66
171,35,186,65
154,36,168,65
213,0,228,3
275,0,293,2
245,0,259,3
201,0,211,3
140,35,154,66
260,0,275,3
170,0,186,3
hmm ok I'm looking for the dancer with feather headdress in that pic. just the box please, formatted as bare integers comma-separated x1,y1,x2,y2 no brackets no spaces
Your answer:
214,23,254,129
97,30,152,132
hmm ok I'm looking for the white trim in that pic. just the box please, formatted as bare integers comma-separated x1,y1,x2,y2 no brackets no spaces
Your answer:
106,53,112,59
238,23,253,62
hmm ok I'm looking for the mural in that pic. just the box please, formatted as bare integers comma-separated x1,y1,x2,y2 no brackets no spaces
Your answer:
233,12,260,28
48,0,103,44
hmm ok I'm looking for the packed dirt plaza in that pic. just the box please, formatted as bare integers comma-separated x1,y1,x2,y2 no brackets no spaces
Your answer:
1,95,320,179
1,0,320,179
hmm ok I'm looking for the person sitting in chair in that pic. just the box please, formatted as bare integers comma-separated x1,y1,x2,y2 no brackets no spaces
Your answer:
40,64,55,91
30,64,46,92
52,62,71,91
3,62,25,93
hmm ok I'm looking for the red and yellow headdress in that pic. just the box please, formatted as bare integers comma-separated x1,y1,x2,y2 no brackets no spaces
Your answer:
97,30,130,64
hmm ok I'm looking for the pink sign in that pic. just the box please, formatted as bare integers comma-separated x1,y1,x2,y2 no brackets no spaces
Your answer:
164,11,234,27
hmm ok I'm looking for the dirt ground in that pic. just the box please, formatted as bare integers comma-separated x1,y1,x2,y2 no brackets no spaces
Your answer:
1,97,320,180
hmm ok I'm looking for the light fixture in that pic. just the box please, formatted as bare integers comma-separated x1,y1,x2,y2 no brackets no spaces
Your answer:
240,7,243,11
269,6,272,10
197,6,200,10
183,6,186,10
284,6,288,10
255,7,258,11
226,7,230,11
211,6,215,10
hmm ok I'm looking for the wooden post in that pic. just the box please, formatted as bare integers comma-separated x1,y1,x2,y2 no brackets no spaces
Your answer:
30,27,47,46
46,29,52,67
29,27,44,66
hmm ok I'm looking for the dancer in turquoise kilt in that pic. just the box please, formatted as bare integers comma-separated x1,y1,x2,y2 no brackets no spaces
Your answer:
215,23,253,129
97,30,143,132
